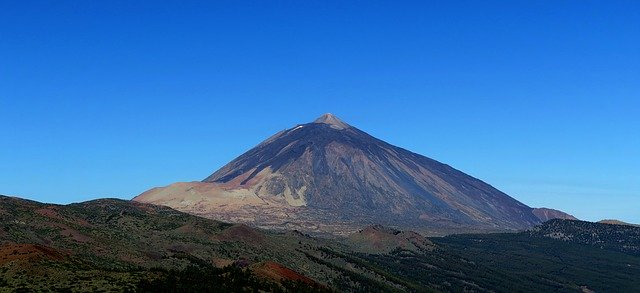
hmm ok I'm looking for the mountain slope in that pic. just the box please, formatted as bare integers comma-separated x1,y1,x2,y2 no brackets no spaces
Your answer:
136,114,543,234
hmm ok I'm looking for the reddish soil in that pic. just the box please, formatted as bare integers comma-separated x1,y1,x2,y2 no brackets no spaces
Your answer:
35,207,63,221
36,206,93,227
48,223,92,243
221,168,257,188
0,244,66,265
252,261,319,286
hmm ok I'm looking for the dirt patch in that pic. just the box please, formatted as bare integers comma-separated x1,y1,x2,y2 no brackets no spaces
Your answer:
36,206,93,227
212,258,234,268
251,261,319,286
0,244,66,265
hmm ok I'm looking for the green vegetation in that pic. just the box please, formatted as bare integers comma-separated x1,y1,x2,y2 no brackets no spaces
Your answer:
138,264,330,292
303,221,640,292
529,219,640,256
1,196,639,292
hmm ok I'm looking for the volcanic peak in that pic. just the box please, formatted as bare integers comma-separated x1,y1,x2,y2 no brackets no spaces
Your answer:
313,113,350,130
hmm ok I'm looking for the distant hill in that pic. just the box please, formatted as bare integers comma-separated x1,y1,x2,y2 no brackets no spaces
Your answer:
598,219,640,227
532,207,577,222
530,219,640,256
135,114,571,235
347,225,435,254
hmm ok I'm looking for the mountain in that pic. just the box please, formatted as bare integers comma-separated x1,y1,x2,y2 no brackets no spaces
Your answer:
135,114,550,235
532,207,577,222
2,195,639,292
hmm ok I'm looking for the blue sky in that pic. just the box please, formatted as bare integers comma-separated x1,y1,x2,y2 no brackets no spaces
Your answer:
1,1,638,223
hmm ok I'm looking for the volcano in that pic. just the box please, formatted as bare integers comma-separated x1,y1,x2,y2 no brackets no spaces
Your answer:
135,114,553,235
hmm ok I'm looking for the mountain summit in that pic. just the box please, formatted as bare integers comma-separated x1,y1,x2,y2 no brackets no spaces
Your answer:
136,114,546,235
313,113,351,129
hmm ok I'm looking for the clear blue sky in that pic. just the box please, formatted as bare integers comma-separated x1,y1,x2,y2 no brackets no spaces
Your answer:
1,1,638,223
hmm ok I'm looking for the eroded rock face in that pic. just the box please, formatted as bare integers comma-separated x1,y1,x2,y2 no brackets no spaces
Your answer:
136,114,543,235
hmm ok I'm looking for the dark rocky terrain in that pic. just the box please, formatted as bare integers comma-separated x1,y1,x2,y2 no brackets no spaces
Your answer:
136,114,571,235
